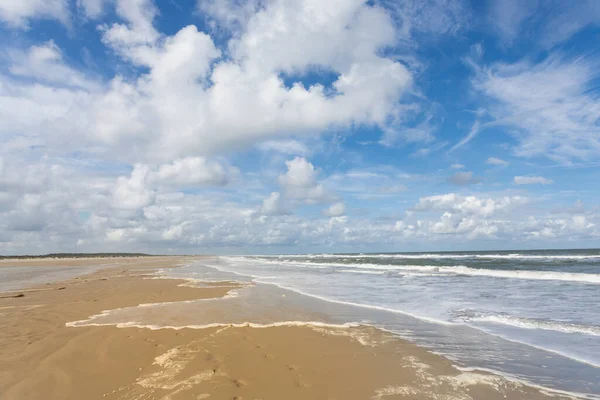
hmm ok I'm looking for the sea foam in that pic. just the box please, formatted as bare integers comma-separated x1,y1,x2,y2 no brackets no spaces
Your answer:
237,258,600,284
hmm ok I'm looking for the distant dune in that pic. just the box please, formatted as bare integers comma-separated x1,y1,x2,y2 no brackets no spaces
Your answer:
0,253,153,260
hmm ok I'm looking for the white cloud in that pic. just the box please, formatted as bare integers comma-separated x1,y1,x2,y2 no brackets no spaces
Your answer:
486,157,509,166
154,157,234,186
323,202,345,217
259,192,287,216
1,0,415,164
162,224,184,241
101,0,160,52
537,1,600,48
487,0,537,44
522,214,597,239
471,55,600,162
109,157,235,211
451,120,479,151
403,193,588,240
258,139,311,155
379,109,440,147
450,163,465,169
8,41,97,90
0,0,69,28
0,156,598,253
514,176,553,185
278,157,332,204
487,0,600,49
198,0,262,33
428,212,499,238
380,0,471,38
414,193,526,217
1,1,599,254
256,157,340,216
112,164,155,210
77,0,111,19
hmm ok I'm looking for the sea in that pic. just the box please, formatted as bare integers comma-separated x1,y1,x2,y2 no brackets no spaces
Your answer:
56,249,600,398
157,249,600,398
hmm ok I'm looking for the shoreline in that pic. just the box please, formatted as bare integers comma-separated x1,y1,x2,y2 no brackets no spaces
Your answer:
0,256,579,399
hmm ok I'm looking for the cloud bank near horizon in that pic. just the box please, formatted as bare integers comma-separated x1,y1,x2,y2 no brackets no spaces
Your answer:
0,0,598,254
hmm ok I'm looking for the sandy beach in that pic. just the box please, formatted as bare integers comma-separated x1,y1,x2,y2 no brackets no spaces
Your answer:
0,257,573,400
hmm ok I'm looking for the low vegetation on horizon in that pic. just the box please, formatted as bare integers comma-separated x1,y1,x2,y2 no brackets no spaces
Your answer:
0,253,153,260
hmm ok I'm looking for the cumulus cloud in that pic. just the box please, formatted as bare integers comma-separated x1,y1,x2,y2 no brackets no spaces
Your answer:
112,165,155,210
153,157,234,186
255,157,339,216
0,0,417,164
110,157,235,210
259,192,287,216
403,192,595,240
101,0,160,52
323,202,345,217
413,193,526,217
257,139,311,155
514,176,553,185
0,0,69,27
278,157,332,205
8,41,97,90
0,1,597,254
77,0,111,19
0,154,597,253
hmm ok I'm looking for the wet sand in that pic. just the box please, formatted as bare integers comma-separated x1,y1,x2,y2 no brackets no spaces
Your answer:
0,257,572,399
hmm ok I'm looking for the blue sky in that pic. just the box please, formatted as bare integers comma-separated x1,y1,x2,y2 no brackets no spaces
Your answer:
0,0,599,254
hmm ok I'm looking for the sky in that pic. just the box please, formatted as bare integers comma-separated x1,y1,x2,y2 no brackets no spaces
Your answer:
0,0,599,255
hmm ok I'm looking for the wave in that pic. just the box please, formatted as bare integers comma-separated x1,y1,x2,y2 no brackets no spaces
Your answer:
464,314,600,337
338,269,386,275
255,253,600,261
250,279,459,326
231,258,600,284
438,266,600,284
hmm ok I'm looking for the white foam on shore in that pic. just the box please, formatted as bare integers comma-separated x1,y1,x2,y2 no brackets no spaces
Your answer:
252,279,458,326
191,261,600,374
142,270,253,296
440,315,600,370
371,358,575,400
251,253,600,260
67,318,361,331
372,359,592,400
463,314,600,337
454,367,598,400
64,306,595,399
371,386,421,399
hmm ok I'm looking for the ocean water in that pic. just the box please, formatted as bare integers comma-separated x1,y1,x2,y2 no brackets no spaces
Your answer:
183,249,600,398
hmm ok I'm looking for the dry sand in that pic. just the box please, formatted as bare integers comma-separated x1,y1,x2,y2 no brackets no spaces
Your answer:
0,257,572,400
